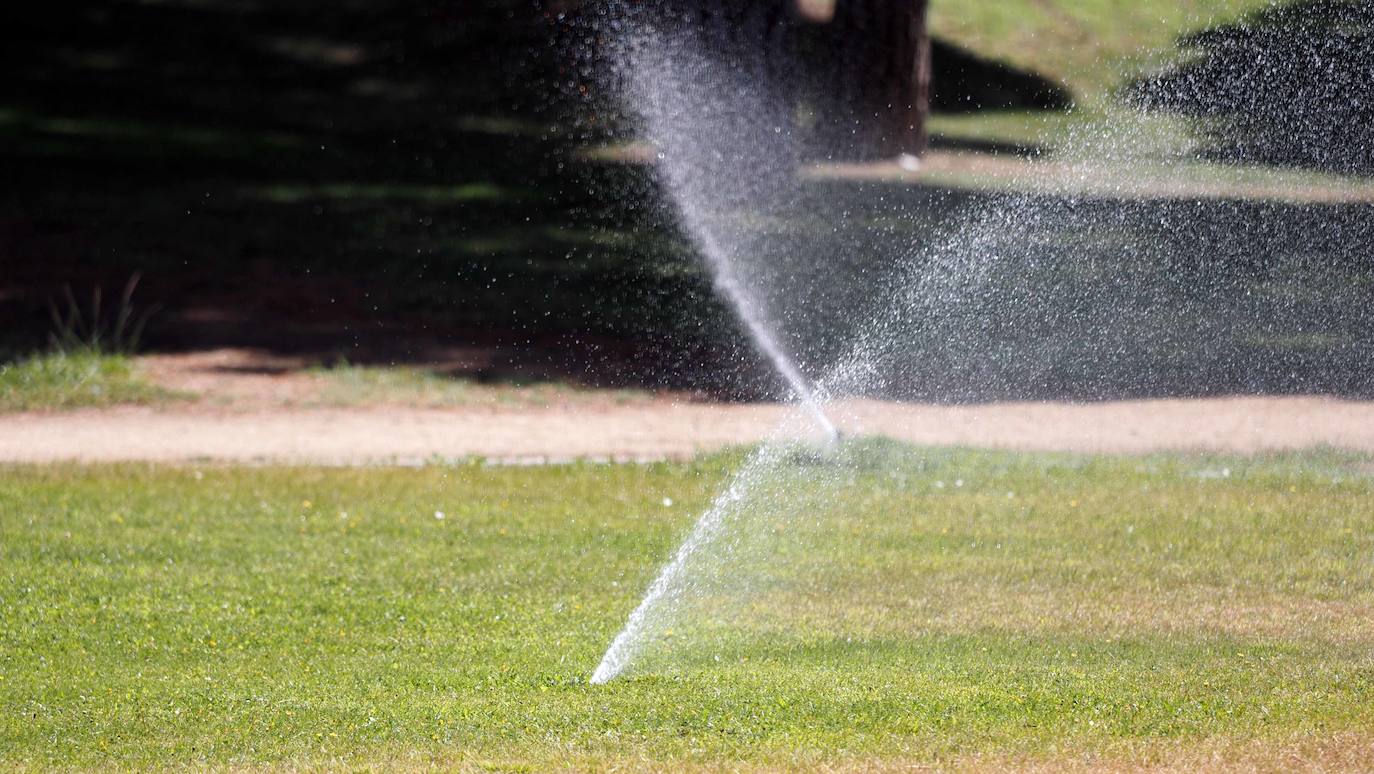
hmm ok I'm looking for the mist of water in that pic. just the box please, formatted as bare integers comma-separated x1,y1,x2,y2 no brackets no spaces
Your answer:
613,16,839,443
587,2,1374,683
590,437,794,684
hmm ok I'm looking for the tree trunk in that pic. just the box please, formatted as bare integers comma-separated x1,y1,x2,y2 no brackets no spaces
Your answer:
816,0,931,160
663,0,931,161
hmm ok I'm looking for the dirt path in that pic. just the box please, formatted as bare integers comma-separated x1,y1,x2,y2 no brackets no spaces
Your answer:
594,143,1374,205
4,396,1373,465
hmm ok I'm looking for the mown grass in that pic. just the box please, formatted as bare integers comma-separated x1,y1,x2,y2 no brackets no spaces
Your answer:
0,351,182,412
928,0,1275,102
2,442,1372,770
923,0,1278,154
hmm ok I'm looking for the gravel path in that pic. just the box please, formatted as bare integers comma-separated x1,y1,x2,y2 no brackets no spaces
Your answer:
3,396,1372,465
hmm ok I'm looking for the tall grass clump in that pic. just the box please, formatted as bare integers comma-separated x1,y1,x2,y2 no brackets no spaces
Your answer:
0,274,178,411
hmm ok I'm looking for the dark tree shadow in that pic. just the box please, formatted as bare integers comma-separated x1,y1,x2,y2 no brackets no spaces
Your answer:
930,38,1072,113
1126,0,1374,174
3,0,1371,404
0,0,754,393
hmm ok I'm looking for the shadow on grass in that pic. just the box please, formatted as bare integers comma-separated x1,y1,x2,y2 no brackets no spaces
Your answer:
2,0,1372,403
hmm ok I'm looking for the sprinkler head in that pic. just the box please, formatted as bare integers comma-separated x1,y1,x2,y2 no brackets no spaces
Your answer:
825,427,845,450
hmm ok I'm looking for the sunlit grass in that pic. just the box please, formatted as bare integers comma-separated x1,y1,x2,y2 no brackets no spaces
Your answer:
928,109,1092,150
928,0,1275,102
1,442,1371,769
0,350,183,412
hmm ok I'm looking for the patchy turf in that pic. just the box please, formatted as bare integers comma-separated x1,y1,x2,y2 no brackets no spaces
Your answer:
0,351,185,413
929,0,1275,101
1,442,1371,770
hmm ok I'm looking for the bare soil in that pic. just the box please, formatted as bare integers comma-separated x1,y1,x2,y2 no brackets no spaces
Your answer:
2,349,1372,465
596,143,1374,204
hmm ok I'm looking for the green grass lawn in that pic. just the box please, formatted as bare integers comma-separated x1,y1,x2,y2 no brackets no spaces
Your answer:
923,0,1276,154
0,351,182,413
929,0,1274,103
2,441,1372,770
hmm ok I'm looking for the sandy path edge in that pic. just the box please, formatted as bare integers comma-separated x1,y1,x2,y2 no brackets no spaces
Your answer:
3,396,1373,465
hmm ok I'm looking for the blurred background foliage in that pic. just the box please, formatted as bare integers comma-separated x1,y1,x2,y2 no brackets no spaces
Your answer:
2,0,1370,400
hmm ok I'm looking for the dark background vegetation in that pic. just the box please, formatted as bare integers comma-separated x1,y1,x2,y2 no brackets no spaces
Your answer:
0,0,1073,394
2,0,1371,400
3,0,644,382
